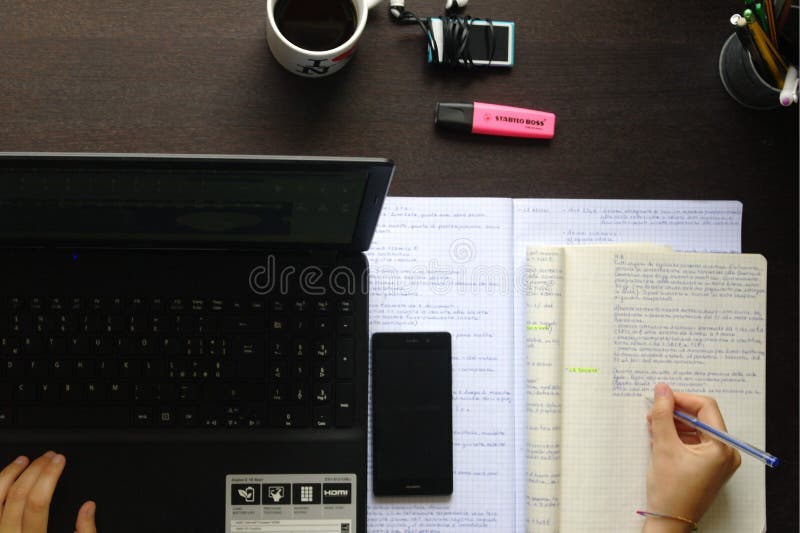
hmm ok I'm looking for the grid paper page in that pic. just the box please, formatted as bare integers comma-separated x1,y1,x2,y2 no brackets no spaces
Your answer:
365,197,517,532
512,199,743,532
559,249,765,532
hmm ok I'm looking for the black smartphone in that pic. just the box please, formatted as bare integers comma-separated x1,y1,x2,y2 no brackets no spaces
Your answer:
371,332,453,496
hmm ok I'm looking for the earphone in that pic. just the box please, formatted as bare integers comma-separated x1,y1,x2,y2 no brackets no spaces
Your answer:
389,0,469,21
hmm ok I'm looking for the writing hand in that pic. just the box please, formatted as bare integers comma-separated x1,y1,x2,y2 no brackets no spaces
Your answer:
0,452,97,533
642,383,741,532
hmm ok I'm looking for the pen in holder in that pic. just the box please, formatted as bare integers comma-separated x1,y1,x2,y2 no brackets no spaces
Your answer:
719,32,781,110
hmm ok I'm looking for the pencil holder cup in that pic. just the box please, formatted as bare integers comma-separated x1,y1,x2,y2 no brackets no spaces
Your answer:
719,33,781,110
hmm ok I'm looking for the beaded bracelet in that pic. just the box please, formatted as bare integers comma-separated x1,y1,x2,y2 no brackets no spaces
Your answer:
636,510,698,531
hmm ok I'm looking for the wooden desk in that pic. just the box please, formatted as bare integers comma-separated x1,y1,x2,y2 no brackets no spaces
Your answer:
0,0,796,529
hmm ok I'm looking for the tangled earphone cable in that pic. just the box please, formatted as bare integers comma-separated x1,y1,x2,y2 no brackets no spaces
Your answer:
389,0,496,67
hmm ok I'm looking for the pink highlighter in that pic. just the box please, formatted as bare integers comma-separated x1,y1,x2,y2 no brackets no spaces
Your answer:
435,101,556,139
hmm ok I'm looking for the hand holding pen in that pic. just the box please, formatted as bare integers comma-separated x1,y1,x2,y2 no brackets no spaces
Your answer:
640,384,742,532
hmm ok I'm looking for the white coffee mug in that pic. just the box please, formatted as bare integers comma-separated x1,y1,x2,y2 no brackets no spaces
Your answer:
265,0,382,78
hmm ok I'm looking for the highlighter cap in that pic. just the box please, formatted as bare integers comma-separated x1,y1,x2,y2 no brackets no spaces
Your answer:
435,103,474,133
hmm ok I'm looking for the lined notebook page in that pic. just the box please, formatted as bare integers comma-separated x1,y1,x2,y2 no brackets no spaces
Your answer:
365,197,517,532
524,247,565,531
512,200,743,532
524,245,670,531
559,249,766,532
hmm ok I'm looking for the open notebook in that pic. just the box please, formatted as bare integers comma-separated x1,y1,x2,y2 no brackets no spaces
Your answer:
363,197,750,532
526,245,766,532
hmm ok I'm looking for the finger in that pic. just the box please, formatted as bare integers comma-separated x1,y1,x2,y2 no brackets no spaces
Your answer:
673,391,728,444
650,383,681,447
647,412,695,434
0,452,55,532
677,430,702,445
20,454,66,533
74,501,97,533
0,457,30,506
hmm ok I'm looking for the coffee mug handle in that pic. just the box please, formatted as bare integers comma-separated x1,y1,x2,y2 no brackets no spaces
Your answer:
366,0,383,8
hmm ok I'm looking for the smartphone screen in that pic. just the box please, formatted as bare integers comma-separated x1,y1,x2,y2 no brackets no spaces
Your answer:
371,332,452,496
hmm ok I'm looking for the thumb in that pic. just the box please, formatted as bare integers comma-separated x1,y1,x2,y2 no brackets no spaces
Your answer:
650,383,680,446
75,501,97,533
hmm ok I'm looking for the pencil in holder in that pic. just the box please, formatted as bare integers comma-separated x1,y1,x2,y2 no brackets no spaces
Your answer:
719,33,781,110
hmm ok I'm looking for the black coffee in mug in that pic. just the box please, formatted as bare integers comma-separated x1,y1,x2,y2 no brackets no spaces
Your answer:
274,0,357,52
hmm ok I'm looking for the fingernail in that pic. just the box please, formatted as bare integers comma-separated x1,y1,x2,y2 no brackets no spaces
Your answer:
14,456,27,464
87,502,96,518
655,383,670,397
44,450,56,458
51,454,65,464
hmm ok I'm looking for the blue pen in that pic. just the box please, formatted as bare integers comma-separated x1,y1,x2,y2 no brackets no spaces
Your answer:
645,398,779,468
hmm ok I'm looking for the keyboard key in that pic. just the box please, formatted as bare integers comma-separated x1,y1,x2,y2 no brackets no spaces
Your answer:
314,341,330,358
134,407,153,426
68,336,90,355
314,383,331,403
60,382,81,402
143,360,164,379
292,340,307,357
85,383,103,402
23,336,43,355
293,383,307,403
98,360,117,378
120,360,141,379
177,383,198,402
223,316,264,333
197,316,219,334
270,317,287,333
313,357,330,378
39,383,58,402
17,405,129,427
75,359,93,378
292,361,307,379
157,407,175,426
313,406,332,428
4,359,23,378
270,341,286,357
335,383,354,427
270,406,309,428
338,316,354,334
179,407,198,426
50,359,70,378
337,338,354,379
174,315,197,334
14,383,36,402
269,363,286,380
26,359,47,378
270,382,286,403
108,382,130,402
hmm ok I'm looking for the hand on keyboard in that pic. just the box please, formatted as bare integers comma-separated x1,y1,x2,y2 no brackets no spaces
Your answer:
0,452,97,533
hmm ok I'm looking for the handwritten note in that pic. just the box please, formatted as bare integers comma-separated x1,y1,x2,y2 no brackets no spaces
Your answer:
524,247,564,531
558,249,765,532
512,200,742,532
366,197,516,532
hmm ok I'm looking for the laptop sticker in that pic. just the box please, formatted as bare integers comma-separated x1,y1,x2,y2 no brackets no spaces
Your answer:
226,473,356,533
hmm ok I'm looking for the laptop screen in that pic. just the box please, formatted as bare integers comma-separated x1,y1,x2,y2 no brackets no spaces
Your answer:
0,155,393,248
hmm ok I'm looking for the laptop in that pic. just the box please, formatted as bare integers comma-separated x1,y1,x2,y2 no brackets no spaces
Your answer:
0,153,393,533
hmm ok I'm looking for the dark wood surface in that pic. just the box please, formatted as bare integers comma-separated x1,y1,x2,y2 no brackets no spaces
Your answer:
1,0,797,529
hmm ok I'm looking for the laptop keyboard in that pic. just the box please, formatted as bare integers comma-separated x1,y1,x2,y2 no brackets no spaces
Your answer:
0,295,356,429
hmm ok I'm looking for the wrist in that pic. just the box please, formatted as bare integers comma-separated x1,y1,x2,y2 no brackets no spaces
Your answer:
641,517,694,533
